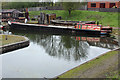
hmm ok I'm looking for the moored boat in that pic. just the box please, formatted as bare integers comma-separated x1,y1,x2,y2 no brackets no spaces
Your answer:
0,22,4,29
8,21,112,35
74,23,112,35
0,25,3,29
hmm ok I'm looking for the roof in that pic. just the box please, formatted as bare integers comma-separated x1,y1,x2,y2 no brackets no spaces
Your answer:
2,9,22,13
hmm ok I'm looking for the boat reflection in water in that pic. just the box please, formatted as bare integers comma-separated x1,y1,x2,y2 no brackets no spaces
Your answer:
75,36,118,49
9,29,119,61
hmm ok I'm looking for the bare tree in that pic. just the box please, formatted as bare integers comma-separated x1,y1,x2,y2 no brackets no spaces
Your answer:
62,2,87,16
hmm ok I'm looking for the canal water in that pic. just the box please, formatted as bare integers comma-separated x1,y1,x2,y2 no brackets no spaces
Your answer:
1,29,119,78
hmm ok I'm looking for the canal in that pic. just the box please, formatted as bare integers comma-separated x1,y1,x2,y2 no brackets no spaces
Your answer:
1,29,119,78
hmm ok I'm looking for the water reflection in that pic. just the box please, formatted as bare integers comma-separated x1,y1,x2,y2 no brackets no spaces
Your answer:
38,35,89,61
75,36,118,49
1,29,119,78
7,29,119,61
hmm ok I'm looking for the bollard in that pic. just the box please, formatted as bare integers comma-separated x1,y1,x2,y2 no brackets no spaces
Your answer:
5,35,7,40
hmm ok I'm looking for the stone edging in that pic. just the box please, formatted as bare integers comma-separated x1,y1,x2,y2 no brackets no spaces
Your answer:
0,35,29,54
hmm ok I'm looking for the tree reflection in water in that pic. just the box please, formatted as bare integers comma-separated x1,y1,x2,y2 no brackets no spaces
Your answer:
7,30,118,61
33,35,89,61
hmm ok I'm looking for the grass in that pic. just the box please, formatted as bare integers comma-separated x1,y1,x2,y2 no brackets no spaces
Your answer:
58,50,119,78
27,21,38,24
0,35,26,46
106,70,119,79
29,10,119,27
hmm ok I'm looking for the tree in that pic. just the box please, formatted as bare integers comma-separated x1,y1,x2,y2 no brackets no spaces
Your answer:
2,2,42,9
62,2,86,16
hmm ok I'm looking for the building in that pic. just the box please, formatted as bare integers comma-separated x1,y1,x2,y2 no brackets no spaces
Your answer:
88,1,120,9
2,9,25,22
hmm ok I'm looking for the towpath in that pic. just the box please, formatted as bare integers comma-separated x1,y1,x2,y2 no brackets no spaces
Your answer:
58,49,119,78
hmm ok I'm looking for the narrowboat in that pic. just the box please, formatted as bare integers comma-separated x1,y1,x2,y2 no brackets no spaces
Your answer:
0,22,4,29
8,21,112,35
74,23,112,35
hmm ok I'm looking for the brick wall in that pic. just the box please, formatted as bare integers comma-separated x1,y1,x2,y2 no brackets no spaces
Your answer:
87,2,91,8
88,2,100,8
105,2,110,8
88,1,120,8
116,1,120,8
96,2,100,8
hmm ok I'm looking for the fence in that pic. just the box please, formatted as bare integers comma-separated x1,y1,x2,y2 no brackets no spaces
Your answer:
28,6,87,11
28,7,47,11
88,8,120,12
19,7,120,12
47,6,63,10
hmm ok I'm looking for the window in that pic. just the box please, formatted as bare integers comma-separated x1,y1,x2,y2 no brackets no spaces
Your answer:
91,3,96,7
100,3,105,8
110,3,115,8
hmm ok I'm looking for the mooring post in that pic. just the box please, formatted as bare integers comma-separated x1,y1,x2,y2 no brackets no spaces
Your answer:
5,35,7,40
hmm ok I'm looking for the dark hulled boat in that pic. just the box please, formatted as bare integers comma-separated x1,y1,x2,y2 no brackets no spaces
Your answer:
9,22,112,36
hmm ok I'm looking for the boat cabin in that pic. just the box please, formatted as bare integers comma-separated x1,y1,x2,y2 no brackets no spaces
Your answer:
75,23,112,34
75,23,101,31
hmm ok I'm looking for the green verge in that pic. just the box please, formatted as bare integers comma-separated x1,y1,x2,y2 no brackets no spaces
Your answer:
0,35,26,46
27,21,38,24
58,50,119,78
29,10,119,27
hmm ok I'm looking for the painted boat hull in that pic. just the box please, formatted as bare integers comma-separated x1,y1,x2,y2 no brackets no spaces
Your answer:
10,22,107,36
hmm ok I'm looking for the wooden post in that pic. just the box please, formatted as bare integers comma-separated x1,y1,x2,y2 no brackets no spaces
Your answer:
38,16,40,24
44,13,47,24
5,35,7,40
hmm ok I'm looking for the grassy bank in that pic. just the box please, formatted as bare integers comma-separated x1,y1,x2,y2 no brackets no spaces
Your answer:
0,35,26,46
29,10,118,27
57,50,119,79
